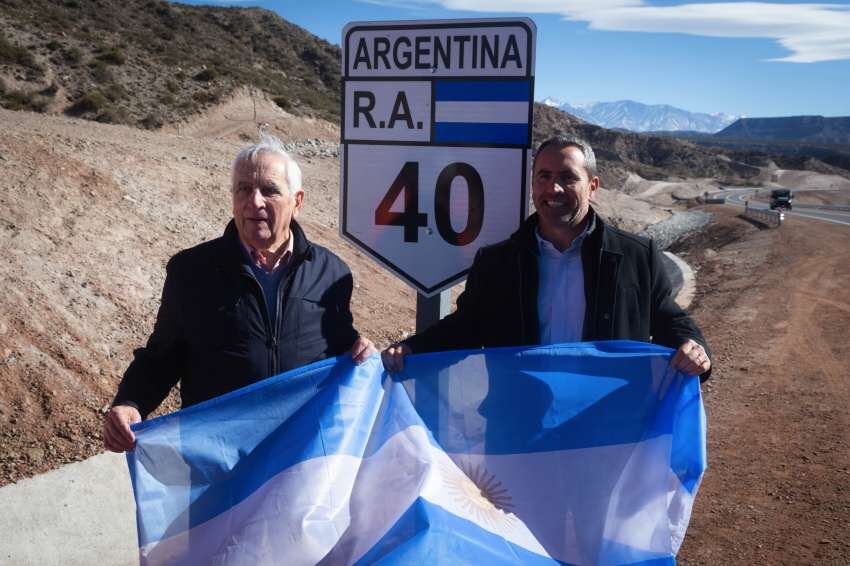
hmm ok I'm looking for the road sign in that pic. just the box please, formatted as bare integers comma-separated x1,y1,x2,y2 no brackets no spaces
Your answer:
340,19,536,296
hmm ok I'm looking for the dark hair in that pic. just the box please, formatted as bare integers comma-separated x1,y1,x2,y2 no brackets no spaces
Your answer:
533,134,597,177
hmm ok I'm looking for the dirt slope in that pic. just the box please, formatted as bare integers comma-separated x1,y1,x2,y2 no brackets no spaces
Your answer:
0,106,418,483
673,209,850,564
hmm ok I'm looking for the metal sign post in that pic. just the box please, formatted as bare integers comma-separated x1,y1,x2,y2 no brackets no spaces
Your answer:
416,290,451,333
339,17,536,432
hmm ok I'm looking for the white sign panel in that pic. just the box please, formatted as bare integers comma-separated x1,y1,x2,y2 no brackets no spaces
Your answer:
340,19,536,296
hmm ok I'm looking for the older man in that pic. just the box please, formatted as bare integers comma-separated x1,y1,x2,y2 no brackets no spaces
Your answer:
383,134,711,376
104,134,374,452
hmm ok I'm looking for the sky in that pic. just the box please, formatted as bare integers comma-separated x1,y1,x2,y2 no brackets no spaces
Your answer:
179,0,850,118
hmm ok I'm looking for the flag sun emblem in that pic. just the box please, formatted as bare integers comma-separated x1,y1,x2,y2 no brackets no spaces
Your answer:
443,460,516,528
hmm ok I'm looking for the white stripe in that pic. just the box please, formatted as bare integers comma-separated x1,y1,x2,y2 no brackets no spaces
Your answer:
140,455,362,566
435,101,529,124
442,436,682,565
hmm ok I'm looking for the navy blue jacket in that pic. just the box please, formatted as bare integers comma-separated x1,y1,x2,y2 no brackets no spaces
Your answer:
113,220,360,418
405,210,711,379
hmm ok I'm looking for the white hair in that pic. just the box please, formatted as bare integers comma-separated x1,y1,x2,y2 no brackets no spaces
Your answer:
232,131,303,194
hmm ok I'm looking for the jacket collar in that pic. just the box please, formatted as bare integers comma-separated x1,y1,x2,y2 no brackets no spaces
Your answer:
512,207,606,254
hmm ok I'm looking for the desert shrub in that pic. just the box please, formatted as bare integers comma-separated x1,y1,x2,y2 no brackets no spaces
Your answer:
45,40,61,51
89,59,113,82
39,83,58,96
139,113,164,129
0,35,41,72
66,90,109,115
101,82,126,102
96,47,126,65
1,90,49,112
95,105,128,124
62,47,83,65
271,96,290,111
193,68,217,82
192,90,219,104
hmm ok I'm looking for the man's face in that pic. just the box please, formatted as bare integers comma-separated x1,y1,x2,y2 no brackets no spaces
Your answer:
532,144,599,234
232,152,303,252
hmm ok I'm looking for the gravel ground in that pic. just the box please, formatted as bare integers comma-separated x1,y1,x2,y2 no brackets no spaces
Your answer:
283,138,339,158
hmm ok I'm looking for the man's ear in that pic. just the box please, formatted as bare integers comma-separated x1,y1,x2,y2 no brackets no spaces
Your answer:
292,189,305,217
589,176,600,200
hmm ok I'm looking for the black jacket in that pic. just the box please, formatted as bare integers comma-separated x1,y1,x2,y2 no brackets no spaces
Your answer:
114,220,360,418
405,210,711,378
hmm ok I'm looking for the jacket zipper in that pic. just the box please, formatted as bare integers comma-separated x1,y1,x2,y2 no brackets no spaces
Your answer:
272,261,300,376
241,273,276,374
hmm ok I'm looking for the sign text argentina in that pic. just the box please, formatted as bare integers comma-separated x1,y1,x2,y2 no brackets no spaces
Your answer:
340,19,536,296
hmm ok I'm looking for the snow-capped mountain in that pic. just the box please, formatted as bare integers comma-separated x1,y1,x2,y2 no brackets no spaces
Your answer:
540,99,739,133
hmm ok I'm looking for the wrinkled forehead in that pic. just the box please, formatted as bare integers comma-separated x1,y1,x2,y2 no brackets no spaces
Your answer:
231,151,289,187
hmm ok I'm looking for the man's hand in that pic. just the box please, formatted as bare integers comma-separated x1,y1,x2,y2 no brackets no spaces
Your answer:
382,343,412,373
671,339,711,376
103,404,142,453
349,336,377,365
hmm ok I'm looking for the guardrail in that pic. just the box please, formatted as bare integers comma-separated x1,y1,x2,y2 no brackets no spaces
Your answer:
743,202,784,227
792,203,850,212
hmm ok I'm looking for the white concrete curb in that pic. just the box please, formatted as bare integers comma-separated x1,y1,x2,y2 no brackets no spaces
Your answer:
0,452,137,566
664,251,696,310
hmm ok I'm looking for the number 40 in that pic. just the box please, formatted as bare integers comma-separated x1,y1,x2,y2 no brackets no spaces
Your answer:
375,161,485,246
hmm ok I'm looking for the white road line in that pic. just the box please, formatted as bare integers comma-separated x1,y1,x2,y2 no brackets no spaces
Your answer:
786,211,850,227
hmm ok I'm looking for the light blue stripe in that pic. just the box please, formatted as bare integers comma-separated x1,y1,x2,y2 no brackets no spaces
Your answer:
401,341,692,453
433,122,528,145
435,80,531,101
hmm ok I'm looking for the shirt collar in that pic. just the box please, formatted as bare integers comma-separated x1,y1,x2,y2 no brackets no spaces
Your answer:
535,213,596,257
239,234,294,273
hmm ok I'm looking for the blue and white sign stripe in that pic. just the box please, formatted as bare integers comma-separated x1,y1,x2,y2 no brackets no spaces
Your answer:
127,341,705,565
433,80,531,145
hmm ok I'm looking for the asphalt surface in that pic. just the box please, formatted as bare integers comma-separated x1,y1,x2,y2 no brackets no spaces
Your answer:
723,188,850,227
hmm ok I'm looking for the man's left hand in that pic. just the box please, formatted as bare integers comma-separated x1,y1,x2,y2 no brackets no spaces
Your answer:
671,339,711,376
349,336,377,365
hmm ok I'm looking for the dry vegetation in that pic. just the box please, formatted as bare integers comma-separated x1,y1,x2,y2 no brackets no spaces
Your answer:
0,0,340,126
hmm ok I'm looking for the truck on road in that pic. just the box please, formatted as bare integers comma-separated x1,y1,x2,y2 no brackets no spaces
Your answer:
770,189,793,211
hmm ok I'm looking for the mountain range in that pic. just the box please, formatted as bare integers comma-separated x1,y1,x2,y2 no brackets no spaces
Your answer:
541,98,738,134
716,116,850,145
0,0,846,186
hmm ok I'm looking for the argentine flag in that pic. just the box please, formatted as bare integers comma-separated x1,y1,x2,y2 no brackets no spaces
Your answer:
127,341,705,565
432,79,531,146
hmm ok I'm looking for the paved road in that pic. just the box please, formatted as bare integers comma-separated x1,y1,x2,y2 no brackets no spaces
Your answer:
721,187,850,227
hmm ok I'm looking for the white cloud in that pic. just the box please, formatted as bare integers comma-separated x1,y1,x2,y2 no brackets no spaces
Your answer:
383,1,850,63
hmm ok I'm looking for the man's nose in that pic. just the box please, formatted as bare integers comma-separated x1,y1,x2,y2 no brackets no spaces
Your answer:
248,187,265,208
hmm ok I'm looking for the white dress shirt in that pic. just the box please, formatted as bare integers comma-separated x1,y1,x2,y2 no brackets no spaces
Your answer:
536,223,591,345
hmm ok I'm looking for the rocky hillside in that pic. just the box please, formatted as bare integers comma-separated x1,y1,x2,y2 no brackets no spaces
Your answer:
717,116,850,145
533,104,761,190
0,0,340,126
